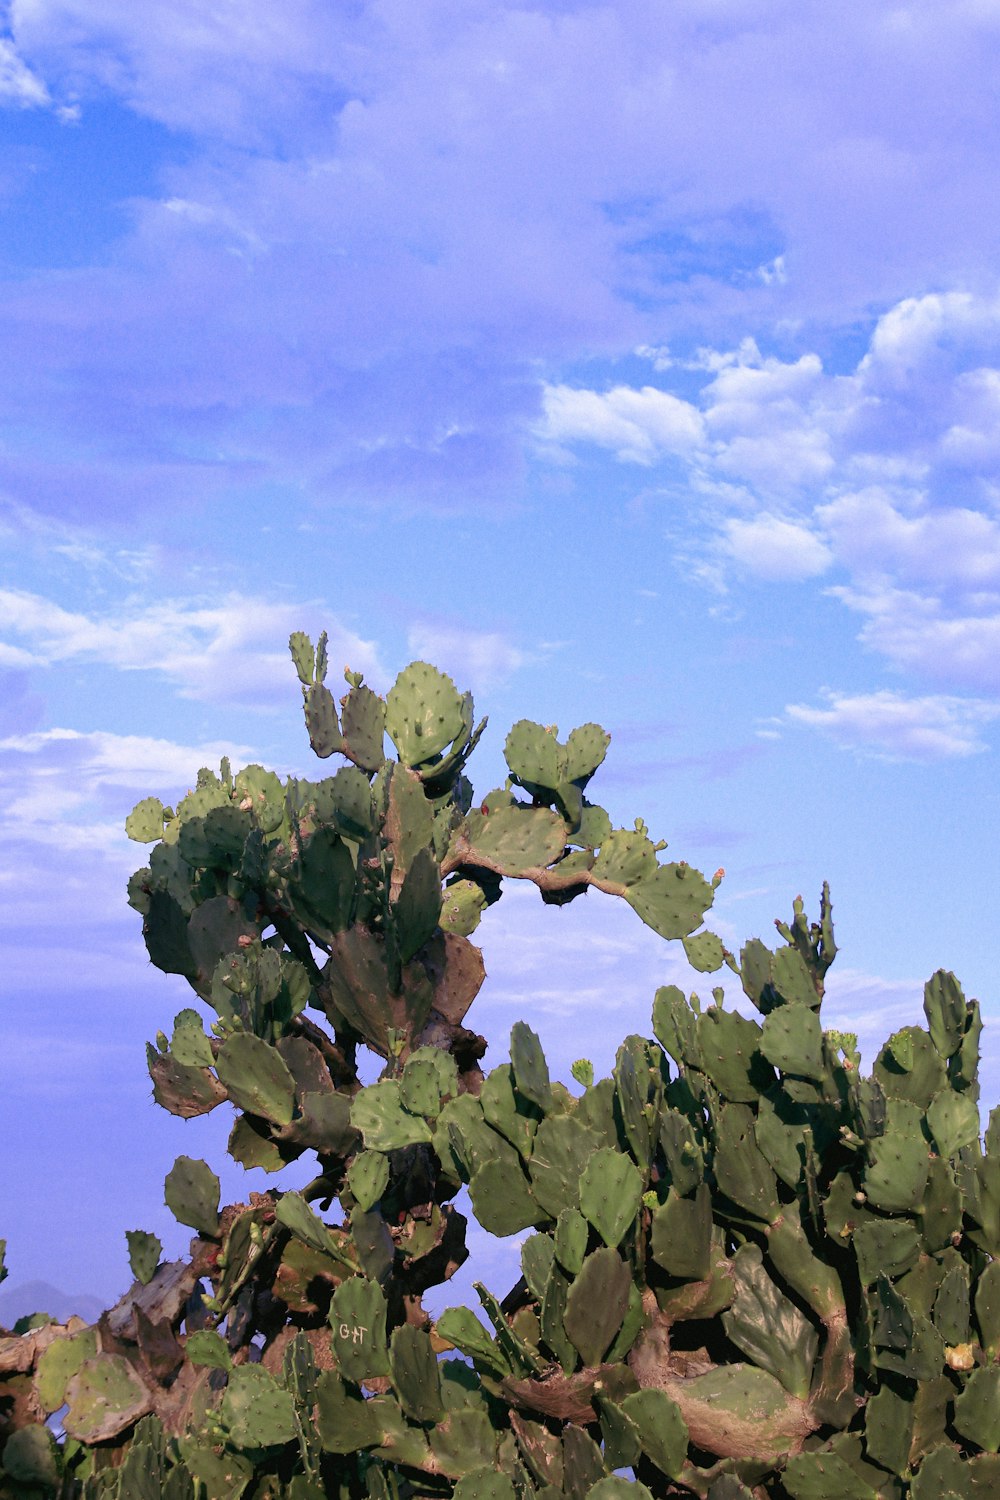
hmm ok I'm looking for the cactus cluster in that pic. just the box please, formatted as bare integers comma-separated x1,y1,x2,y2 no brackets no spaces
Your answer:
2,634,997,1500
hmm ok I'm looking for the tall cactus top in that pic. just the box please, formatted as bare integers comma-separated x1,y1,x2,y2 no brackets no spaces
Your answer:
1,633,996,1500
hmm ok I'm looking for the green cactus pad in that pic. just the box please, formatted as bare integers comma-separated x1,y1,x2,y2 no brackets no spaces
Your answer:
303,680,342,760
592,828,657,886
388,1323,444,1422
521,1232,556,1301
864,1102,930,1213
587,1479,653,1500
314,1371,381,1452
63,1354,152,1443
288,630,315,684
347,1150,390,1211
479,1063,539,1159
469,1157,539,1236
351,1081,433,1151
169,1008,215,1068
579,1148,642,1247
554,1207,589,1275
760,1004,825,1080
126,1228,162,1286
510,1020,553,1112
184,1329,232,1370
562,1426,606,1500
452,1469,516,1500
654,983,701,1069
563,1247,631,1367
714,1105,779,1222
221,1364,297,1449
874,1026,948,1108
771,945,821,1009
228,1114,295,1172
164,1155,220,1235
626,861,715,940
975,1258,1000,1357
934,1261,971,1345
178,1443,252,1498
651,1185,712,1280
428,1408,497,1476
440,877,489,935
1,1425,60,1488
698,1007,771,1102
924,968,968,1060
596,1392,641,1469
563,723,610,785
385,661,467,766
459,803,567,874
928,1088,980,1158
275,1191,341,1258
435,1307,509,1379
530,1114,604,1219
683,928,727,972
852,1219,920,1286
722,1244,819,1399
620,1388,688,1478
340,683,386,771
782,1449,879,1498
393,847,442,961
35,1325,99,1412
954,1366,1000,1452
126,795,167,842
614,1034,661,1168
659,1106,705,1196
863,1382,913,1475
215,1032,296,1126
401,1046,459,1117
330,1277,389,1382
504,719,563,789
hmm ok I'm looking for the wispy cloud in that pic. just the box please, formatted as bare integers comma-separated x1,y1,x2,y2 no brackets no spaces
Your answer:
0,588,382,706
406,621,527,693
723,513,833,582
538,384,705,465
0,725,252,862
781,689,1000,761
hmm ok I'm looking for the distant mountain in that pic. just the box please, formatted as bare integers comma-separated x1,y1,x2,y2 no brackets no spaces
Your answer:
0,1280,107,1329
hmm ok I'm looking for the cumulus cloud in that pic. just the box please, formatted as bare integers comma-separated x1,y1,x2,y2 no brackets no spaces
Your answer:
406,622,526,692
723,513,832,581
538,384,705,464
0,588,383,706
542,289,1000,710
830,585,1000,694
783,689,1000,761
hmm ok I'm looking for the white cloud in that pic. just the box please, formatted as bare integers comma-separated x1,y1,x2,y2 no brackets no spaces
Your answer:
0,726,253,857
538,384,705,465
723,514,833,581
818,489,1000,590
831,584,1000,693
0,34,51,107
406,622,526,692
0,588,383,706
539,289,1000,700
784,688,1000,761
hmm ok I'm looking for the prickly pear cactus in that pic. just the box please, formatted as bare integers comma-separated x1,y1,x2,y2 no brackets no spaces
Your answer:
1,635,997,1500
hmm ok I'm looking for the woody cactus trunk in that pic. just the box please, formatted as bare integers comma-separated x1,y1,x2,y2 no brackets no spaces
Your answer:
2,633,999,1500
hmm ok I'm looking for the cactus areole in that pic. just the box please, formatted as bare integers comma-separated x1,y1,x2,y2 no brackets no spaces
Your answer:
2,632,998,1500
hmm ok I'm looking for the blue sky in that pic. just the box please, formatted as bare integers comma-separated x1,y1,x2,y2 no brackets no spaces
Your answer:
3,0,1000,1309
